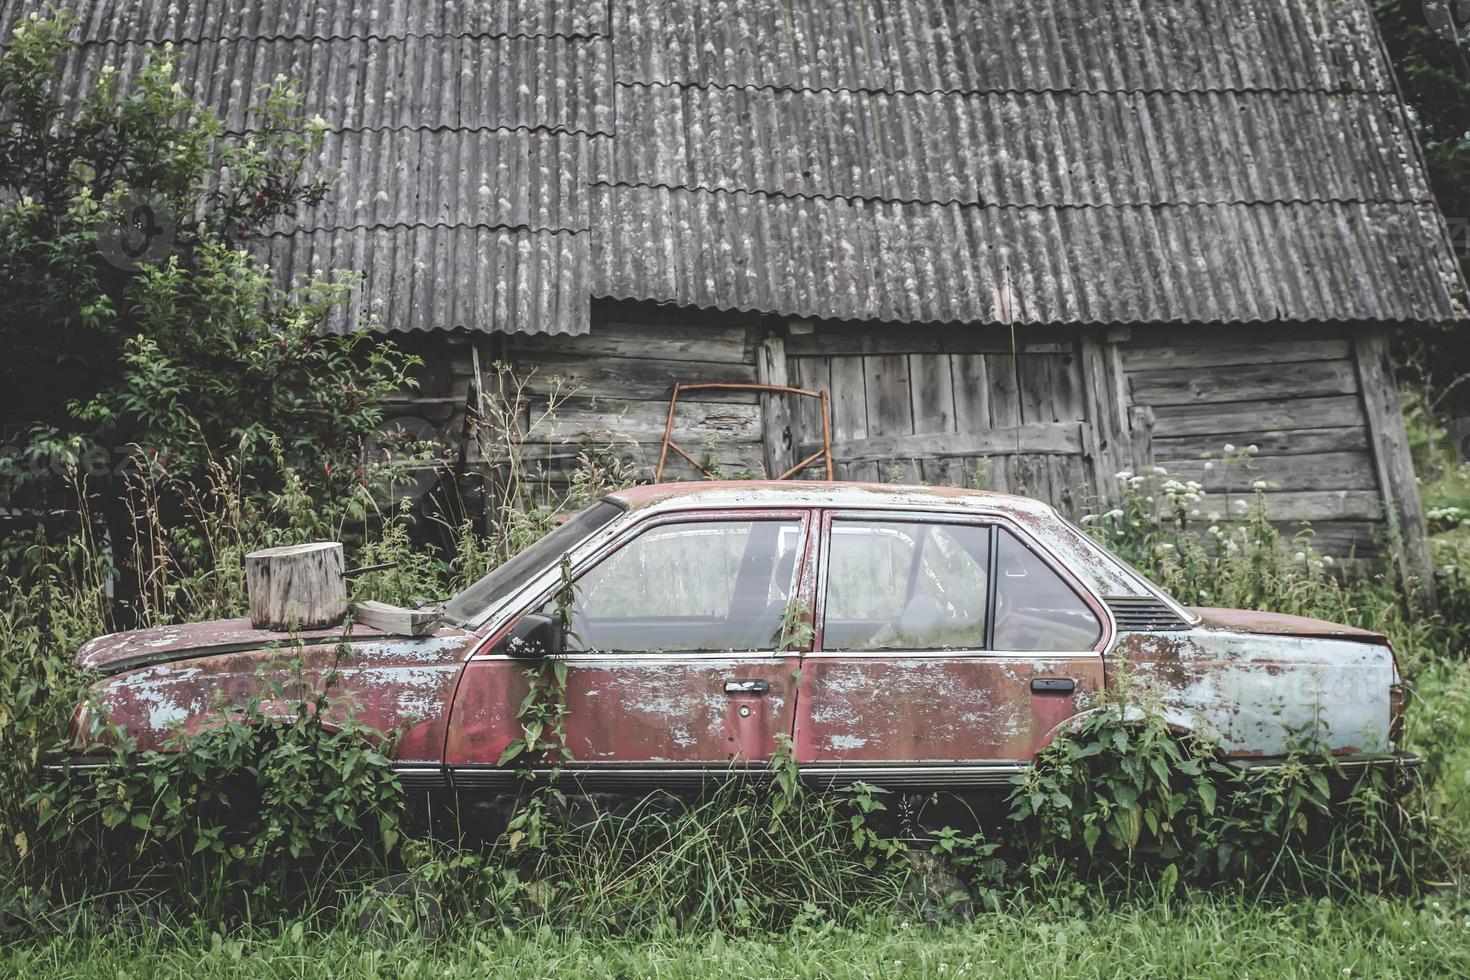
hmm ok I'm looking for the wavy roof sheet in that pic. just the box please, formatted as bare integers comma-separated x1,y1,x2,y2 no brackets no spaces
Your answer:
3,0,1462,334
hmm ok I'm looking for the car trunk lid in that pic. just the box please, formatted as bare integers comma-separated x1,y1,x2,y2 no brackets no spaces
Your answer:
1188,606,1387,644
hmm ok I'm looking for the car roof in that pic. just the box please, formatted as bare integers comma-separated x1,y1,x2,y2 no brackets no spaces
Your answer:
605,480,1059,519
601,480,1161,603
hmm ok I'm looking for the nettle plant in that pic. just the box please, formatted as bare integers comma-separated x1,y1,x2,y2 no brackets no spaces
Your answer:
1006,668,1433,896
29,646,404,915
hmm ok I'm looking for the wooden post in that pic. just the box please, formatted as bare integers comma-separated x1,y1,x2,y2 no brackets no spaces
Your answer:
1080,329,1128,504
245,542,347,631
1353,327,1436,607
756,334,798,478
1127,405,1155,477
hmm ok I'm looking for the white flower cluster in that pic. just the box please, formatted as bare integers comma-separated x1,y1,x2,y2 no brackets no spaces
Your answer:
1160,477,1205,511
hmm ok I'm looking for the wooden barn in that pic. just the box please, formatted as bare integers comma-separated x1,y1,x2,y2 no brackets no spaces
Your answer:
16,0,1466,583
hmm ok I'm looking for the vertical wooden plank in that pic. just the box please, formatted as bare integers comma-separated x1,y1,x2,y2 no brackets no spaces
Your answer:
972,455,1005,493
864,354,913,436
1051,352,1086,421
756,335,795,478
790,356,827,448
1015,355,1055,424
951,354,992,489
951,354,992,431
986,353,1021,427
920,456,958,486
1080,330,1126,504
1354,327,1435,606
864,354,912,482
909,354,956,435
1128,405,1156,476
829,355,876,481
829,356,868,440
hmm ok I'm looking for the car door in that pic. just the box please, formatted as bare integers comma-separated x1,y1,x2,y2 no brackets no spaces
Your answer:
446,509,813,791
793,511,1108,788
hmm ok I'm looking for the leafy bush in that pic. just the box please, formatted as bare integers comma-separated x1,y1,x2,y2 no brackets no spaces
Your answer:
0,11,424,613
1009,676,1433,897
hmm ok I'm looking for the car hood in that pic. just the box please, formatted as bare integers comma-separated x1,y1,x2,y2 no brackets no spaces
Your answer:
1188,606,1387,644
75,617,466,675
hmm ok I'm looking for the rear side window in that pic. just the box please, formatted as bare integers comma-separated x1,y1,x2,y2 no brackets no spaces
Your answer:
823,521,991,651
992,530,1101,652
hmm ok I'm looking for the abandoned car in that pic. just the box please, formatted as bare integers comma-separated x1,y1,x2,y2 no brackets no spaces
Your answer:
66,482,1411,799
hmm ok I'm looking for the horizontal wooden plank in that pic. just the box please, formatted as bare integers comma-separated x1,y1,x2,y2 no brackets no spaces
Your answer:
1121,339,1351,372
1294,522,1384,558
1150,396,1364,438
1165,451,1378,493
808,422,1085,462
498,441,768,481
509,322,753,364
1153,426,1369,460
515,354,758,403
1118,323,1350,350
528,401,762,446
1128,360,1358,406
1182,521,1383,559
1216,491,1384,523
786,332,1072,357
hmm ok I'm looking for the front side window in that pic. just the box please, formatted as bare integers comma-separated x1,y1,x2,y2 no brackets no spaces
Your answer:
567,519,804,653
992,530,1101,652
823,521,991,651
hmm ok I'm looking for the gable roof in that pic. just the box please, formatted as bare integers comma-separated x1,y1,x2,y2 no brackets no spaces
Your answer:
6,0,1464,334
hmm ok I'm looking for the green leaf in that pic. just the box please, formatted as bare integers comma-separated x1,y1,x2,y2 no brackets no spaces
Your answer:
1198,779,1217,815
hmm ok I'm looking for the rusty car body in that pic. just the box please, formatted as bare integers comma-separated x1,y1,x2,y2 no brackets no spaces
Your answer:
65,482,1412,803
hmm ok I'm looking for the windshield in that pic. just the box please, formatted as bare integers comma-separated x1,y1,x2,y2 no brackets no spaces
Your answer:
442,501,623,626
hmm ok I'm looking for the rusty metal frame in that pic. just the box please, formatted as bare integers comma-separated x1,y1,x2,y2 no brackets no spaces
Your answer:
654,382,835,482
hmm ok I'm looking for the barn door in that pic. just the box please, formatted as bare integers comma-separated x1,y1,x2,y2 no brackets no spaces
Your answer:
779,328,1097,518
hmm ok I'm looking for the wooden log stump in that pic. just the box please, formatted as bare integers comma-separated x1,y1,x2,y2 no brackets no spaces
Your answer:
244,542,347,631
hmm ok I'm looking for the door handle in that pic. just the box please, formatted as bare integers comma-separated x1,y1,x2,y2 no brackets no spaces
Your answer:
1031,677,1076,694
724,679,770,695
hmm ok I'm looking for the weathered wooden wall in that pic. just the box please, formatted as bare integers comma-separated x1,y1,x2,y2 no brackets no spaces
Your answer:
783,323,1095,518
394,303,1426,579
499,303,772,483
1114,325,1382,557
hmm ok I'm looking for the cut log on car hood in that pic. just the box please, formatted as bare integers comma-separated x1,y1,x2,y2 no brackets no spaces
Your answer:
75,617,396,676
1189,607,1387,644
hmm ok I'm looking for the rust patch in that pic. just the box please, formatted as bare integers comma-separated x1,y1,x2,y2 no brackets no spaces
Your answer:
1190,607,1386,643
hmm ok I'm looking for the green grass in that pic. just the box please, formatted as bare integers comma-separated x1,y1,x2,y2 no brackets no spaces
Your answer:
2,896,1468,978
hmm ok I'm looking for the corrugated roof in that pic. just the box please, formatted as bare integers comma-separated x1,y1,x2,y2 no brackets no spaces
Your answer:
3,0,608,43
269,225,589,336
605,85,1429,207
2,0,1462,334
589,186,1458,324
51,36,612,134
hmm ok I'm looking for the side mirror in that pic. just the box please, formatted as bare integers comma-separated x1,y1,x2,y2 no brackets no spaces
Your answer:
497,611,563,658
